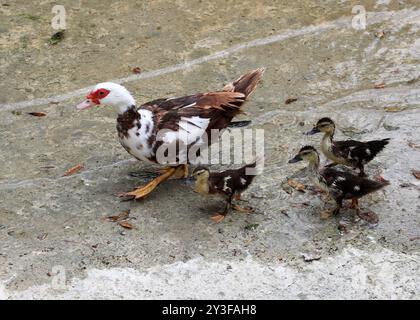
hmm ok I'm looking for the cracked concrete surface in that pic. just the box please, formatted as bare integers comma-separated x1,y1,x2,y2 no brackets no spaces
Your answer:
0,0,419,299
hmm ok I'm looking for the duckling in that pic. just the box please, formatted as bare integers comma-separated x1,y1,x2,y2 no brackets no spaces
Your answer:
307,118,389,176
192,162,257,223
288,146,389,217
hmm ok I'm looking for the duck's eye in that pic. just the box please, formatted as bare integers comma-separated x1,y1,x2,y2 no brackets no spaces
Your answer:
99,91,105,95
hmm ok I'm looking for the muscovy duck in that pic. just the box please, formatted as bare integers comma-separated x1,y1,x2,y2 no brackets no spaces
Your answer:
76,69,264,199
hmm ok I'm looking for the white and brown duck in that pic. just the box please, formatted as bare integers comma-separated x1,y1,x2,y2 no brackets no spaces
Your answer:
191,162,257,223
289,146,389,219
307,117,390,176
76,69,264,199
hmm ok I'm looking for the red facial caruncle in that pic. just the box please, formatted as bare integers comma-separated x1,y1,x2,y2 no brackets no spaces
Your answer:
76,88,110,110
87,88,110,104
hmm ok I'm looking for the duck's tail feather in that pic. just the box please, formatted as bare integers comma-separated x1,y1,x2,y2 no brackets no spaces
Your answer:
223,68,265,99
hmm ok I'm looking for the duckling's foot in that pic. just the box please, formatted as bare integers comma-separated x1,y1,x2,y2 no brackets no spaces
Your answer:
232,204,254,213
117,166,178,200
233,194,249,202
210,214,226,223
233,194,241,201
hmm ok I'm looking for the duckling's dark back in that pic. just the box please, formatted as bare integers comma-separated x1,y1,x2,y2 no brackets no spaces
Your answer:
322,167,389,200
209,162,257,196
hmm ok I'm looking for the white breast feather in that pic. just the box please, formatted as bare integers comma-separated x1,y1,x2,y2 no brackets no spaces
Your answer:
120,109,155,163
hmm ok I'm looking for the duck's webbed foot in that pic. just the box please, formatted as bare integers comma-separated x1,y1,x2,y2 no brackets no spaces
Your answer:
210,197,231,223
117,166,181,200
210,214,226,223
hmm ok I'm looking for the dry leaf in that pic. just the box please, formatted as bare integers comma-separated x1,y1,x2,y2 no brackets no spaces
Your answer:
118,221,134,229
63,164,84,176
287,179,305,192
408,142,420,150
409,236,420,241
357,210,379,225
40,165,55,169
375,31,385,38
412,170,420,180
37,233,48,240
132,67,141,74
384,106,407,113
285,98,298,104
105,210,130,222
374,83,385,89
27,112,47,117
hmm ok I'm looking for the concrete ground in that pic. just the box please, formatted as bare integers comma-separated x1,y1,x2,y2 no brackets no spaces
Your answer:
0,0,419,299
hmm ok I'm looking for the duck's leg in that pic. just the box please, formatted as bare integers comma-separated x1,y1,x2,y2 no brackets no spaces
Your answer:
332,197,343,215
211,197,232,223
357,165,366,177
233,193,249,202
349,198,359,209
158,164,189,179
118,165,185,200
320,196,340,219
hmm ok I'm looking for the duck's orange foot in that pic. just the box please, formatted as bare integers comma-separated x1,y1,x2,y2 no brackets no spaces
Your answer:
117,166,178,200
232,204,253,213
117,182,157,200
210,214,226,223
158,164,189,180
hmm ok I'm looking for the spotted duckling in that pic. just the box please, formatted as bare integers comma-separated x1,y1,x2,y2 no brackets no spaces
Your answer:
192,162,257,223
307,117,389,176
288,146,389,217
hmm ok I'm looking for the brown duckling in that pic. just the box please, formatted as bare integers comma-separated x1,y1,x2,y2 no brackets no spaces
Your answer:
307,117,389,176
288,146,389,217
192,162,257,223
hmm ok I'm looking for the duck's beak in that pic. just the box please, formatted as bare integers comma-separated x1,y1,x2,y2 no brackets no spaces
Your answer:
288,154,303,163
306,127,320,135
76,99,96,110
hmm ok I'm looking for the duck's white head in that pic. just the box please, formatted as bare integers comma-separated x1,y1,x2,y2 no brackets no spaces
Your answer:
76,82,136,113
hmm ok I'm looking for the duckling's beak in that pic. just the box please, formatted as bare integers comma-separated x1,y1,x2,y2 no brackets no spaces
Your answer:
306,127,320,135
288,154,303,163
